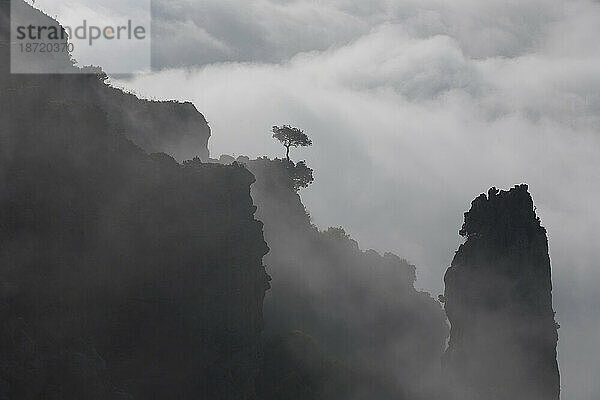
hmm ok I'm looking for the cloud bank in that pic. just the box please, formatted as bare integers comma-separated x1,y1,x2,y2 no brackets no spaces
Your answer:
111,0,600,398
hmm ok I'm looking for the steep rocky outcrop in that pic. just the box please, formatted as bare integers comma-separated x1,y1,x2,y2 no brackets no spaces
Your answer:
95,86,211,162
1,2,267,399
0,97,270,400
1,0,211,161
225,157,449,400
442,185,560,400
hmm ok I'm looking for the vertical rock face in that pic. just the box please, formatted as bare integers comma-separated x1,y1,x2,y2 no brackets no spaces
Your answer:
1,3,268,398
238,157,449,400
0,98,270,399
443,185,559,400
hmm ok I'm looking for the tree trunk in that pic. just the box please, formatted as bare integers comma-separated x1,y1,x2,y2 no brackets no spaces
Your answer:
286,145,290,162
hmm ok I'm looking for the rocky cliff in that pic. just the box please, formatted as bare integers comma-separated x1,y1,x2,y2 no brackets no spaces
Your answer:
95,86,211,162
442,185,560,400
1,0,211,162
1,2,267,399
225,157,449,400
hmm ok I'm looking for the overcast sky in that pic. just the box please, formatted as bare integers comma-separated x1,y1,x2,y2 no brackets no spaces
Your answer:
98,0,600,398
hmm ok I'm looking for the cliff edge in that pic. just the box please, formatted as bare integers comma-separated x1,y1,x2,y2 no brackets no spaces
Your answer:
442,185,560,400
1,0,210,162
1,2,265,398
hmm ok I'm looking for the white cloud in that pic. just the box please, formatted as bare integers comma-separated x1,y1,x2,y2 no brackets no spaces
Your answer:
147,0,564,68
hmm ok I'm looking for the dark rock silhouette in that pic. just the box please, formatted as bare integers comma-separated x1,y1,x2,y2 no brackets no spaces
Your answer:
255,330,358,400
1,0,211,162
1,2,267,399
442,185,560,400
94,83,211,162
231,156,448,400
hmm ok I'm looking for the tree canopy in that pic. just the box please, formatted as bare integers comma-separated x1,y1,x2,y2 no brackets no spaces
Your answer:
289,160,314,190
272,125,312,162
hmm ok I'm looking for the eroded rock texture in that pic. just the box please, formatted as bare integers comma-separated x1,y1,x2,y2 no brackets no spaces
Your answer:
443,185,559,400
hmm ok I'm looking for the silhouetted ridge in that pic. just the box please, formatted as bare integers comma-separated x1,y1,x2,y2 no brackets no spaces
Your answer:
96,82,211,162
1,2,267,399
1,0,211,162
443,184,560,400
218,156,449,400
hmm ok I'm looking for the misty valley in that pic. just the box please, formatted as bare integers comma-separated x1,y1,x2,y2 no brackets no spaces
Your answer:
0,1,571,399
